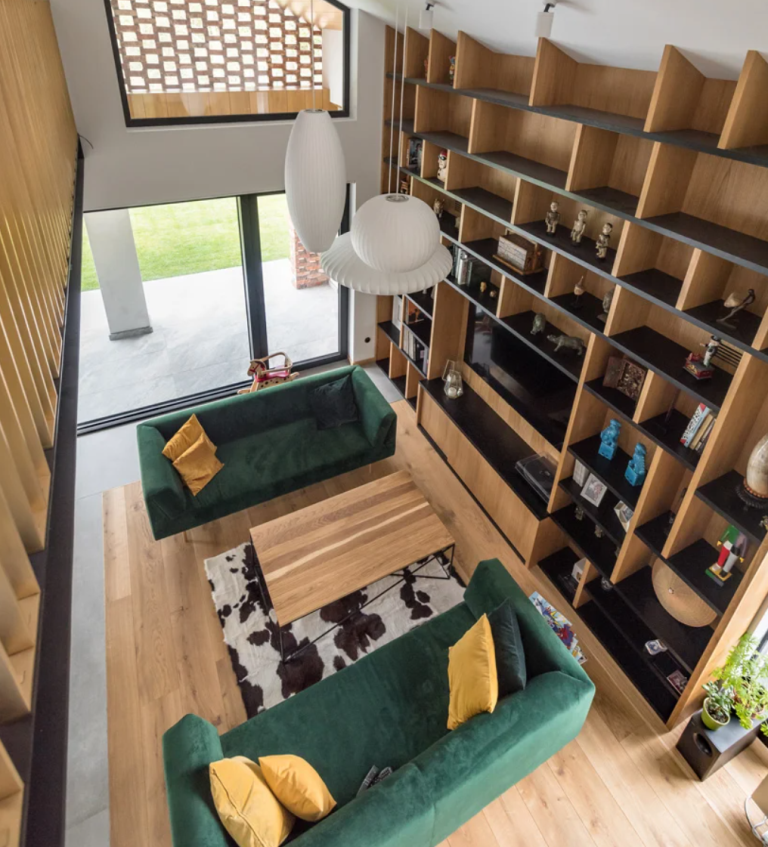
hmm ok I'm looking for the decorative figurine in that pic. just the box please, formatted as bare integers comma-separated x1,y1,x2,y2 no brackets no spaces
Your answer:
545,201,560,235
625,443,647,487
399,176,410,195
599,419,621,460
433,197,444,219
717,289,756,329
479,281,488,294
571,210,588,244
594,525,604,539
684,336,721,381
575,506,585,521
531,313,546,335
448,55,456,86
598,289,614,323
490,289,497,299
547,334,586,356
436,149,448,183
737,432,768,509
595,222,613,260
571,275,585,311
707,524,748,586
703,335,720,367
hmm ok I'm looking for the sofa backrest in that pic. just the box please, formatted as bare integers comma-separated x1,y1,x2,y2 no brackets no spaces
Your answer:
140,365,359,445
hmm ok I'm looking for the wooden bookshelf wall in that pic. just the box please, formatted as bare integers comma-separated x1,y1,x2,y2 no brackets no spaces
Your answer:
381,26,768,728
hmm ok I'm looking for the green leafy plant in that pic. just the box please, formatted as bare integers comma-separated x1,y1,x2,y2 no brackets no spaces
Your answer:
702,681,732,724
709,633,768,736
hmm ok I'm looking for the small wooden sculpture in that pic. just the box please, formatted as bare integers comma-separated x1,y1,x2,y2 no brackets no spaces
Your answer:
545,201,560,235
572,275,585,311
595,222,613,260
571,210,588,244
436,149,448,183
598,289,614,323
433,197,444,219
717,289,756,328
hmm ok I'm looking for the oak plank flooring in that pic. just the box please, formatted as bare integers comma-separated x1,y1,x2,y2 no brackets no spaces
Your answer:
104,401,758,847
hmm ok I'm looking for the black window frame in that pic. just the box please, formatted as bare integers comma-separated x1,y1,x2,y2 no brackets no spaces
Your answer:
101,0,351,128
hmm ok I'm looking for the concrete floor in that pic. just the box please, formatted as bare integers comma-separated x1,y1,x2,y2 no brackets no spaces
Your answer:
78,260,339,422
66,362,400,847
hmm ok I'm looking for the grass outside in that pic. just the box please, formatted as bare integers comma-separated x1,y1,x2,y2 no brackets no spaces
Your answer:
81,194,292,291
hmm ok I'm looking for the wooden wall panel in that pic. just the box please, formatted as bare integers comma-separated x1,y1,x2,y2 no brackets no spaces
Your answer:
0,0,77,730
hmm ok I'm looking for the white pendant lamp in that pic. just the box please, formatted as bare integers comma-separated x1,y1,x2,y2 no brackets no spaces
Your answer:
321,232,452,295
320,6,451,295
283,0,346,254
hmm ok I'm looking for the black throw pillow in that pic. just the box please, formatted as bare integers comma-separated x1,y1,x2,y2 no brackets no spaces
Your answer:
309,375,360,430
488,599,527,697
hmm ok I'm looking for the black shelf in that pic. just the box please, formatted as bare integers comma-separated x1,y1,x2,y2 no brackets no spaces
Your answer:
400,346,427,378
462,238,549,297
609,326,732,411
517,222,618,274
405,288,434,319
696,470,768,545
452,186,513,226
445,272,501,316
403,318,432,349
549,290,608,334
560,476,627,547
583,378,702,472
568,434,643,509
635,513,740,616
377,320,400,346
619,269,683,309
440,211,459,241
421,378,549,519
551,503,621,578
500,311,584,381
537,548,580,602
578,185,641,217
683,299,763,350
617,565,711,674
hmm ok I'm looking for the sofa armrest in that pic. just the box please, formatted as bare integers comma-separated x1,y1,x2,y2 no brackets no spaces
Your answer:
464,559,593,687
163,715,229,847
136,424,186,531
351,367,397,450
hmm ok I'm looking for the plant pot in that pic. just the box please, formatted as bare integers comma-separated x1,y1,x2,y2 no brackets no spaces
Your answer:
702,697,731,731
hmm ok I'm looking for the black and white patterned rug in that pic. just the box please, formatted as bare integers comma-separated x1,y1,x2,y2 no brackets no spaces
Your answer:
205,543,465,717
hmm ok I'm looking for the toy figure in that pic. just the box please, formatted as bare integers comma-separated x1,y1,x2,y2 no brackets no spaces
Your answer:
531,313,546,335
599,419,621,460
436,149,448,182
479,282,488,294
545,201,560,235
571,210,588,244
433,197,444,219
702,335,720,367
717,289,756,329
707,524,747,585
572,275,585,311
595,222,613,260
548,334,586,355
625,443,647,487
598,289,614,323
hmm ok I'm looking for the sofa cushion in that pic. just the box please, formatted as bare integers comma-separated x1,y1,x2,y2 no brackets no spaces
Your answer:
488,600,526,697
162,414,209,462
447,614,498,730
308,375,360,431
173,433,224,496
259,755,336,822
220,602,476,807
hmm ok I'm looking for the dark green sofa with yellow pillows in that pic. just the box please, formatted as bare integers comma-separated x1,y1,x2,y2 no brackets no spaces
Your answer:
137,366,397,540
162,560,595,847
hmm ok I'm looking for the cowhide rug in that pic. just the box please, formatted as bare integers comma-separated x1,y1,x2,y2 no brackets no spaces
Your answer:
205,542,465,717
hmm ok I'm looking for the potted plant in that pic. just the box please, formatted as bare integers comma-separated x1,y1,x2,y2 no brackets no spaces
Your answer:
701,681,731,730
707,633,768,736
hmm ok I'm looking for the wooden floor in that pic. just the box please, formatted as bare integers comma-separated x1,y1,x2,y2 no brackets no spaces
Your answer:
104,401,768,847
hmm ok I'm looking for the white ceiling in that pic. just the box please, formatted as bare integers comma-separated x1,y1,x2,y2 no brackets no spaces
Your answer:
353,0,768,78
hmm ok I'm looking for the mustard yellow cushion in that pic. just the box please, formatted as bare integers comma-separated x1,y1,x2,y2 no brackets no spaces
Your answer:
259,754,336,822
162,414,211,462
210,757,294,847
447,613,498,730
172,433,223,496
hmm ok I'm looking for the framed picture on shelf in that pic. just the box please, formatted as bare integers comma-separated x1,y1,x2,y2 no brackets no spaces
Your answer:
581,473,607,507
613,501,634,532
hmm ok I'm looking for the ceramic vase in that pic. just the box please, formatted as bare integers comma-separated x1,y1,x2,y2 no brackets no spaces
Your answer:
746,433,768,499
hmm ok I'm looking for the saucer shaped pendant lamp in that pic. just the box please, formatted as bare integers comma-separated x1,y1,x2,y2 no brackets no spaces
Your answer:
284,109,346,254
351,194,441,272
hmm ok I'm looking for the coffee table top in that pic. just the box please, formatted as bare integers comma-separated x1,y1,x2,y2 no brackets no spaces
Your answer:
249,471,455,626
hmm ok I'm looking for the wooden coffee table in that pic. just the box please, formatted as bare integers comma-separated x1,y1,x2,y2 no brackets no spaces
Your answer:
249,470,455,663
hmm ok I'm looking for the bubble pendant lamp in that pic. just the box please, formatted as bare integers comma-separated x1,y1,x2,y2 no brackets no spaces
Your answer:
284,0,346,254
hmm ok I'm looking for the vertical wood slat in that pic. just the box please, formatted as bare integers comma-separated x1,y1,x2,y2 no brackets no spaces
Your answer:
0,0,77,729
0,737,24,847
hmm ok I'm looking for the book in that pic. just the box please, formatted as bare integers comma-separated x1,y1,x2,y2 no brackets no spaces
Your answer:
695,416,716,453
529,592,586,665
680,403,710,446
689,413,713,450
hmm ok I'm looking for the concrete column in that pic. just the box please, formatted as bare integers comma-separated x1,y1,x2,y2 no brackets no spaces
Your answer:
85,209,152,340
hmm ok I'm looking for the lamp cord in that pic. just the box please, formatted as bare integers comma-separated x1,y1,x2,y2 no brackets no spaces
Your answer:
396,7,408,195
310,0,316,111
387,6,399,194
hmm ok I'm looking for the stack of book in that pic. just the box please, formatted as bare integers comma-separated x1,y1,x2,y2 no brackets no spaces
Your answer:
680,403,717,453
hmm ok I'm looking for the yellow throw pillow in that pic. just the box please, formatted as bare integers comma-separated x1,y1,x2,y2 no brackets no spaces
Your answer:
259,754,336,823
447,614,498,730
210,757,295,847
162,414,211,462
172,433,224,495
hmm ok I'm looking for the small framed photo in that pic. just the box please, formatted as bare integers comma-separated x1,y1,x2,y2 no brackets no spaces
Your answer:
613,501,634,532
581,473,607,507
573,460,588,486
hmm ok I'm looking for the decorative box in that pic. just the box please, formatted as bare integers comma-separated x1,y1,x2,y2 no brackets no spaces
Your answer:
494,234,544,275
603,356,647,401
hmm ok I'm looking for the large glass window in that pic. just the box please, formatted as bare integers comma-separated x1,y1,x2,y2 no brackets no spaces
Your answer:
104,0,349,125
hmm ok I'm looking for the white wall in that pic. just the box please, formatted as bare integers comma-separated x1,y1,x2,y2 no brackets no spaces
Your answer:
49,2,386,361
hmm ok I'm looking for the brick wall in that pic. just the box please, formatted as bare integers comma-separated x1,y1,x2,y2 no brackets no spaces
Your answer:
290,222,328,289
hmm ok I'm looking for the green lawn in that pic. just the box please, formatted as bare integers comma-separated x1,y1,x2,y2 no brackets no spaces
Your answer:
81,194,292,291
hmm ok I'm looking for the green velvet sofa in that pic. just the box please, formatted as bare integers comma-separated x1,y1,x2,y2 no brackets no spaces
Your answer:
163,560,595,847
137,366,397,540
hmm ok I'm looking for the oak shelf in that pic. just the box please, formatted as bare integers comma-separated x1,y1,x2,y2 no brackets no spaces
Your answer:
619,268,683,309
499,311,584,382
696,470,768,545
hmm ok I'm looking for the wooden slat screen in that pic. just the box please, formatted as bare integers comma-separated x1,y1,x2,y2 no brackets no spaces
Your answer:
0,0,77,770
